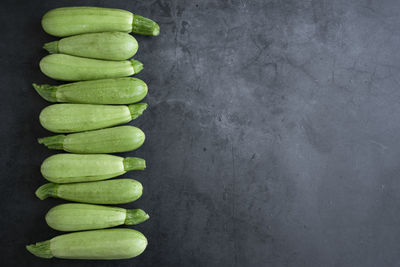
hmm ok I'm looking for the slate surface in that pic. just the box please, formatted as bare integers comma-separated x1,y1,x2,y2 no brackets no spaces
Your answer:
1,0,400,266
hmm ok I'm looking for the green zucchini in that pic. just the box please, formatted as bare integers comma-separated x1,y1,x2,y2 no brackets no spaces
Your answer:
42,6,159,37
44,32,138,60
39,103,147,133
36,179,143,204
33,77,147,104
40,54,143,81
41,154,145,183
26,228,147,259
46,203,149,231
38,126,145,154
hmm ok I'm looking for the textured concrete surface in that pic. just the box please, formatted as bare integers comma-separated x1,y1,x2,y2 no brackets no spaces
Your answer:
1,0,400,266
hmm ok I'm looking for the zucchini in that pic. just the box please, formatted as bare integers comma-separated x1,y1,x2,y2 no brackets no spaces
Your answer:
26,228,147,259
38,126,145,154
33,77,147,104
40,54,143,81
41,154,145,183
36,179,143,204
42,6,159,37
44,32,138,60
46,203,149,231
39,103,147,133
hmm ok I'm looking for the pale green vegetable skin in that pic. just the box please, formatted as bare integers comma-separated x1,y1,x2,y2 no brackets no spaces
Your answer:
40,154,145,183
36,179,143,204
33,77,148,104
39,103,147,133
42,6,160,37
38,126,145,154
46,203,149,231
44,32,138,60
26,229,147,259
40,54,143,81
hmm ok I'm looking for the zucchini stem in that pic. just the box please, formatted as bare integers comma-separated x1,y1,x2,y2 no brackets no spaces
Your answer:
43,41,59,54
130,59,143,74
38,135,66,150
123,157,146,171
26,240,52,258
125,209,150,225
32,83,57,102
128,103,147,120
35,183,57,200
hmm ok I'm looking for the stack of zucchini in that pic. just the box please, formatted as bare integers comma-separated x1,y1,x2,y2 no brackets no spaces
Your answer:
26,7,159,260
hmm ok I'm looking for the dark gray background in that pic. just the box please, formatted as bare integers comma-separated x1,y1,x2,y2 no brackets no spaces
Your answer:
1,0,400,266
